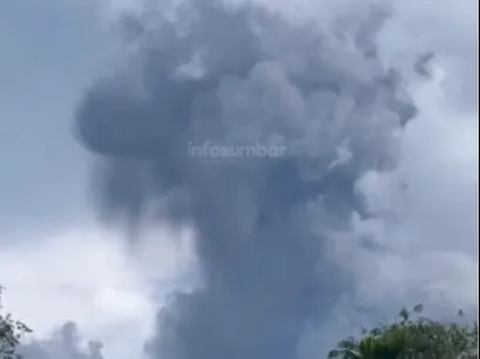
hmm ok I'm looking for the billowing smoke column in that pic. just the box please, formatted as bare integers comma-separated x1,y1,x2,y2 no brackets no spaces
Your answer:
76,0,418,357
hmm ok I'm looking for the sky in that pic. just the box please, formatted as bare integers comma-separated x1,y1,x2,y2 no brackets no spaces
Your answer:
0,0,478,358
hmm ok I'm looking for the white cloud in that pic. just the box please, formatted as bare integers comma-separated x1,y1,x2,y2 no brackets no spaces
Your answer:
328,59,477,322
0,226,195,359
318,2,477,348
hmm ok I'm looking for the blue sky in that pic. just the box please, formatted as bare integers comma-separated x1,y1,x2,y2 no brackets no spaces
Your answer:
0,0,477,358
0,0,101,236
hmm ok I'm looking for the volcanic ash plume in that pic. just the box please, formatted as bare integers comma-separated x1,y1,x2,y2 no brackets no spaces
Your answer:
75,0,419,358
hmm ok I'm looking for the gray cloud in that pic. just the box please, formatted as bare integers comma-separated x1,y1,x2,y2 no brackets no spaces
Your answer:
20,322,103,359
73,0,459,358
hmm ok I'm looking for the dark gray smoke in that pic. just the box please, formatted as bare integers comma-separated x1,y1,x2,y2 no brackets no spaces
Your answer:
75,0,419,357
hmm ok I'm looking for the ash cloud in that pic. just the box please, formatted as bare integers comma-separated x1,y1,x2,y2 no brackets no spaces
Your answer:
75,0,420,358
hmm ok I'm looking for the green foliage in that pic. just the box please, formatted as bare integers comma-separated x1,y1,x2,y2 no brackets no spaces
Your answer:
328,304,478,359
0,286,31,359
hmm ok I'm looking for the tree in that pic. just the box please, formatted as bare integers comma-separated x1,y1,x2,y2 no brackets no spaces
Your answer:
328,304,478,359
0,286,31,359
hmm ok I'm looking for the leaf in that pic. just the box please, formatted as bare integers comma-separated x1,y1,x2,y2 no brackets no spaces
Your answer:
327,349,340,358
328,305,478,359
